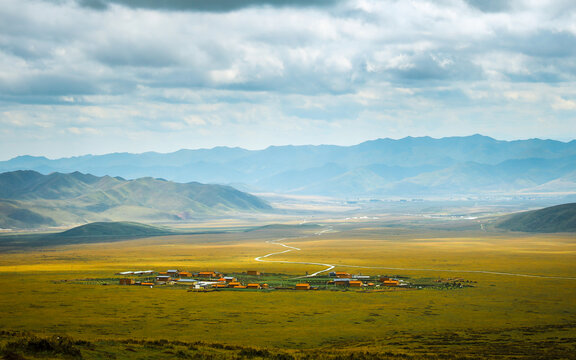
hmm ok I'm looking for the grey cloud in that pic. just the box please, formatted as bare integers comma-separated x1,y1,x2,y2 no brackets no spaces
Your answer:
92,41,182,68
3,0,575,104
506,71,565,83
76,0,343,12
0,74,98,97
511,31,576,59
368,53,484,84
463,0,511,13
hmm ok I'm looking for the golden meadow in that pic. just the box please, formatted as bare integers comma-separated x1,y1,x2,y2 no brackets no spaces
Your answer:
0,218,575,359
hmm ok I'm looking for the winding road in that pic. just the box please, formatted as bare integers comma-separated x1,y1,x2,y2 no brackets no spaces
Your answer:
254,229,336,278
254,225,576,281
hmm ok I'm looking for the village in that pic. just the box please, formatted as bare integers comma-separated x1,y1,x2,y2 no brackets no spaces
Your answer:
112,269,413,291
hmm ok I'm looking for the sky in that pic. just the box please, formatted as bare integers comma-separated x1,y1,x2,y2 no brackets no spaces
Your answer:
1,0,576,160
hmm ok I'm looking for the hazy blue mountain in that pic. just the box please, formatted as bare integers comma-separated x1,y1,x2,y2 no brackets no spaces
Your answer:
2,135,575,197
377,155,576,196
0,170,272,229
524,170,576,193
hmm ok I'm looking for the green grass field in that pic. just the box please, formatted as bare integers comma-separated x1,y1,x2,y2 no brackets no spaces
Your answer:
0,217,575,359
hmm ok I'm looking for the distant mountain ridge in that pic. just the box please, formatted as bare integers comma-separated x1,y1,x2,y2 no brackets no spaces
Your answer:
1,135,575,197
0,170,272,229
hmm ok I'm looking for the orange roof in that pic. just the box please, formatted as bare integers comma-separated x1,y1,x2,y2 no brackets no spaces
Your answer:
217,278,227,282
349,281,363,285
141,282,154,286
158,272,168,275
246,283,260,287
228,282,241,286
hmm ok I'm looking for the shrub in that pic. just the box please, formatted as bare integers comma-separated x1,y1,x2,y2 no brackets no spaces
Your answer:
4,335,82,359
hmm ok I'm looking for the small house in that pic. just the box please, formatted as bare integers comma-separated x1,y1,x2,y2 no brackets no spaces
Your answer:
334,279,351,286
382,280,399,287
247,270,261,276
246,283,261,289
119,278,135,285
179,272,192,278
335,272,350,278
141,282,154,286
349,280,363,287
223,276,237,282
156,275,171,283
136,270,155,275
198,271,216,278
228,282,242,288
295,283,311,290
176,279,197,284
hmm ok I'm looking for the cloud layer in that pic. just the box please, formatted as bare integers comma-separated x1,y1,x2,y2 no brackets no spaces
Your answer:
1,0,575,159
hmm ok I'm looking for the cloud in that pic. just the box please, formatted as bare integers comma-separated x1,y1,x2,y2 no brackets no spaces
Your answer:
74,0,344,12
0,74,98,96
553,97,576,110
463,0,511,13
1,0,576,160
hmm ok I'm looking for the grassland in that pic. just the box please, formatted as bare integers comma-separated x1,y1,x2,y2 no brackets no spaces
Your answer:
0,215,575,359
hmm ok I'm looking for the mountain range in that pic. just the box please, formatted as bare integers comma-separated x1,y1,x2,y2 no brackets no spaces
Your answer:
0,171,271,229
1,135,575,198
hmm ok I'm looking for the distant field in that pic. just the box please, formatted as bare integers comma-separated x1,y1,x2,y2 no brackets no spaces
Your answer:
0,216,575,359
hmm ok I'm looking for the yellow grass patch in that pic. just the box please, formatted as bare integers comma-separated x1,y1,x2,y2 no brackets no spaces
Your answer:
0,223,575,356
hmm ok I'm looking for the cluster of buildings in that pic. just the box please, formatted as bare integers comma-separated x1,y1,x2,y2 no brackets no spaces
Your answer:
118,269,267,289
117,269,407,290
326,272,406,288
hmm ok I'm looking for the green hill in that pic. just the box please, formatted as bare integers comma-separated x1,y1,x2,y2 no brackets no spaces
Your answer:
0,200,56,229
496,203,576,233
0,170,272,228
57,221,173,238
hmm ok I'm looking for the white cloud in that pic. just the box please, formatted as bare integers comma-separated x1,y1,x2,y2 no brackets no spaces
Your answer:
0,0,575,160
552,97,576,110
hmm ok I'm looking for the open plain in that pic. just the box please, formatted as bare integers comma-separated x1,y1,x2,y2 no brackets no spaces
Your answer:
0,210,575,359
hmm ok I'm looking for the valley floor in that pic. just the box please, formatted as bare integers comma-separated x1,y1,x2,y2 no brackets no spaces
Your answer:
0,212,575,359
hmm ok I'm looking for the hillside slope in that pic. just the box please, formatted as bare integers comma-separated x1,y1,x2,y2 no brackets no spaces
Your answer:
57,221,173,238
496,203,576,233
0,171,272,229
